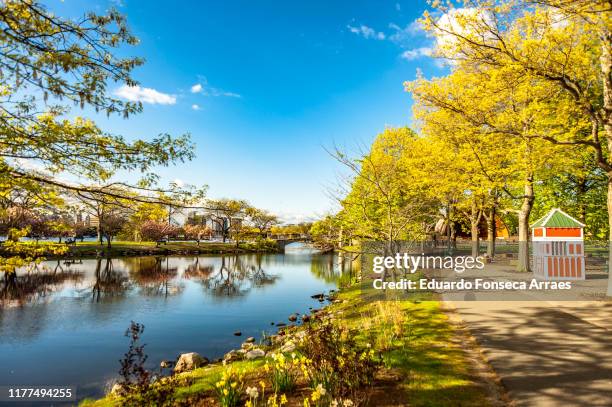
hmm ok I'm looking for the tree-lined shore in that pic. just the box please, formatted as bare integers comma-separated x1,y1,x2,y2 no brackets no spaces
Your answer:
311,0,611,289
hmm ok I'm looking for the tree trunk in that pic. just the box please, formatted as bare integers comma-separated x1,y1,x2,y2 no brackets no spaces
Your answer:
106,235,112,249
601,33,612,296
470,200,481,258
471,221,479,258
577,178,587,223
607,175,612,296
486,206,496,258
517,177,535,272
97,227,103,245
446,203,452,254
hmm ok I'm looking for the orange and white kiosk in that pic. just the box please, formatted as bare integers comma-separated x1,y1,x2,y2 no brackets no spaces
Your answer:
531,208,585,280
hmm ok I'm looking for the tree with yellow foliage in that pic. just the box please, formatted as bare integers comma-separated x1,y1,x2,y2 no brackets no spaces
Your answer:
408,62,579,271
334,128,439,260
422,0,611,286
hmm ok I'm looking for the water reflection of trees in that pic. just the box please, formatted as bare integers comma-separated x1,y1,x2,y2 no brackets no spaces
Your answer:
1,253,339,307
184,257,214,280
122,257,184,298
1,260,83,307
309,253,358,285
200,255,278,297
91,258,131,302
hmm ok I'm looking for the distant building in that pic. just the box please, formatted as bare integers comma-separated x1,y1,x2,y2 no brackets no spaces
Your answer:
85,214,98,228
173,209,244,238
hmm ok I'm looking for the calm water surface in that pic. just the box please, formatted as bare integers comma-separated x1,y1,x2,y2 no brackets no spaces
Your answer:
0,245,354,400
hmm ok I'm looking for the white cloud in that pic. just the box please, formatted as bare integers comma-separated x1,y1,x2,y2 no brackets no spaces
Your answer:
274,209,317,225
191,78,242,98
434,7,495,53
388,19,424,45
347,24,386,40
213,90,241,98
114,85,176,105
191,104,201,110
400,47,433,60
395,3,401,11
172,178,184,187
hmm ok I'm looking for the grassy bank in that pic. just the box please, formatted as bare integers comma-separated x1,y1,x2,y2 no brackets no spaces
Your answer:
81,281,493,407
335,286,492,406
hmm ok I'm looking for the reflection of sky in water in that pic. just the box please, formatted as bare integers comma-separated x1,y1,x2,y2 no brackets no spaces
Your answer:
0,253,355,400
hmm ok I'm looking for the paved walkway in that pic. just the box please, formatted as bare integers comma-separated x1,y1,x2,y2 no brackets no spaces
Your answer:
447,299,611,406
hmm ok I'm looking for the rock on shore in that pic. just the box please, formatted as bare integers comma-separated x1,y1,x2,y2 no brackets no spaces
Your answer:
174,352,209,373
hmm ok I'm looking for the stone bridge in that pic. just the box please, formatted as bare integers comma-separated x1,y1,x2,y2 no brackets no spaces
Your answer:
271,234,312,251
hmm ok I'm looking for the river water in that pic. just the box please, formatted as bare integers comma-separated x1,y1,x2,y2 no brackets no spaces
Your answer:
0,245,354,400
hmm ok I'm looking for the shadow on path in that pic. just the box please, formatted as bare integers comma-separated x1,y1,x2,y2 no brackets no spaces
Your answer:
451,302,612,406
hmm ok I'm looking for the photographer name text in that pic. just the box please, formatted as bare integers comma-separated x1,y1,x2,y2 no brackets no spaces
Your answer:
372,278,572,291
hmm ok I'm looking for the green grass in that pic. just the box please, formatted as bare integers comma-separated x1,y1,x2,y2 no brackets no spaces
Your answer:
332,282,491,406
80,360,266,407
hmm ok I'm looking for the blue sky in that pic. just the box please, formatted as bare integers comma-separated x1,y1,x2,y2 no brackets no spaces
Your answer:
51,0,443,223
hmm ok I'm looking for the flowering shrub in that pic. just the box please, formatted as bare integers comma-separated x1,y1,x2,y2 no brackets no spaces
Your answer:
244,380,274,407
265,393,288,406
265,353,299,393
309,383,328,406
139,220,179,243
331,399,355,407
244,385,260,407
215,368,244,407
299,320,379,402
243,380,288,407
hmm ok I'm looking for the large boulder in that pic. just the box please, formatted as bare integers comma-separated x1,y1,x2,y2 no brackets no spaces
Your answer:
245,349,266,360
174,352,208,373
223,349,244,363
110,383,126,396
280,341,296,353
